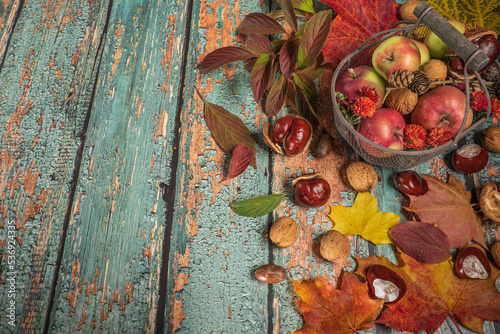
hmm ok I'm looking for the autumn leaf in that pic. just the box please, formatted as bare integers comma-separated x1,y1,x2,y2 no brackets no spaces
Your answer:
404,174,486,249
426,0,500,34
221,145,253,182
356,247,500,334
328,192,401,245
293,272,384,333
320,0,400,66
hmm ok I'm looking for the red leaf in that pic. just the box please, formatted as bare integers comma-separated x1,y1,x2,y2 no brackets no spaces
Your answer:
265,75,287,117
246,33,274,55
282,0,298,33
293,272,384,333
297,10,332,69
279,36,301,79
250,53,275,103
200,46,256,74
222,145,253,182
390,221,451,264
238,12,287,36
321,0,400,66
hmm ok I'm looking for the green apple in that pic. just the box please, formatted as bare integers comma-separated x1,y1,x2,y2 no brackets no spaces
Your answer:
424,20,466,59
411,39,430,66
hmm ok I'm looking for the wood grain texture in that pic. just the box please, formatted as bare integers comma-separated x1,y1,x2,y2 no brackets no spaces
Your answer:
47,0,189,332
0,0,108,332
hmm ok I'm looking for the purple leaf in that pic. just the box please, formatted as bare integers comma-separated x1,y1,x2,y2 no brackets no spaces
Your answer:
201,46,256,74
297,10,332,69
293,78,319,130
390,221,452,264
250,53,275,103
246,33,274,55
238,12,287,36
265,76,287,117
282,0,298,33
280,36,301,79
221,145,253,182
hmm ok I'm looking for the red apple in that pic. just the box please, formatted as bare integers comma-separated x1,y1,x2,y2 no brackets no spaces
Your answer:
372,36,421,80
411,86,473,137
334,66,386,109
357,108,406,156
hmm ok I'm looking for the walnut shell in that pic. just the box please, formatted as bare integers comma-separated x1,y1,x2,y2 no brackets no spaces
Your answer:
269,217,299,248
346,161,378,192
320,230,351,263
398,0,420,21
479,181,500,223
420,59,447,86
481,126,500,153
491,242,500,268
385,88,418,115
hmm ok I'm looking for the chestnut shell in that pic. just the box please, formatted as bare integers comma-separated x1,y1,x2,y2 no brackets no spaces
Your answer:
366,264,407,304
454,246,491,280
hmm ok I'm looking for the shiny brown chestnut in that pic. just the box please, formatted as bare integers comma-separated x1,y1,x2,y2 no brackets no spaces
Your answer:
455,246,491,280
366,265,407,304
452,144,488,174
394,170,429,196
292,173,331,207
255,264,287,284
264,115,312,156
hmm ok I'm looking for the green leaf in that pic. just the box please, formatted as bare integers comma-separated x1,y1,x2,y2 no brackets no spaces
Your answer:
293,72,317,102
250,53,275,103
280,35,301,79
294,52,325,80
297,10,332,69
292,0,314,13
293,77,319,130
201,46,256,74
194,87,257,167
230,193,286,217
267,8,310,20
265,75,287,117
282,0,298,33
239,12,287,36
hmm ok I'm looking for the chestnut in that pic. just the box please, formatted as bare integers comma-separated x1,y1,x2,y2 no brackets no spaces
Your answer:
292,173,331,207
255,264,287,284
451,144,488,174
394,170,428,196
366,265,407,304
455,246,491,280
263,114,312,156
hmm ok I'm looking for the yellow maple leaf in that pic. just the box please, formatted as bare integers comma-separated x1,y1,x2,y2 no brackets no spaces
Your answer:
327,192,401,245
426,0,500,33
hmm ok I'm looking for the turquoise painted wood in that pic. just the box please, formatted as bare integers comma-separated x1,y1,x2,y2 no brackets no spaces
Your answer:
0,0,498,333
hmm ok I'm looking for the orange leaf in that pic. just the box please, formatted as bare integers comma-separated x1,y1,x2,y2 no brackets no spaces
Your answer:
321,0,400,66
293,272,384,333
356,247,500,334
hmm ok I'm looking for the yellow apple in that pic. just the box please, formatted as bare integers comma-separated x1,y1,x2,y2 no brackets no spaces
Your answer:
424,20,466,59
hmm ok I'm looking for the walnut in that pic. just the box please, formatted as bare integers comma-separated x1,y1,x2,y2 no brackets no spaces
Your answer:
491,242,500,268
320,230,351,263
269,217,299,248
346,161,378,192
481,126,500,153
385,88,418,115
398,0,420,21
420,59,447,87
479,181,500,223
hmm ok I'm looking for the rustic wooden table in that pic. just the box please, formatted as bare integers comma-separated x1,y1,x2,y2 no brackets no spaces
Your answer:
0,0,499,333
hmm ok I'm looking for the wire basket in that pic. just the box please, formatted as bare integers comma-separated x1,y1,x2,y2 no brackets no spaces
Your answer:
331,3,496,169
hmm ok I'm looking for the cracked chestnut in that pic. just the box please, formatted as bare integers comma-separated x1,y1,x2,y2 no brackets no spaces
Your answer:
366,265,407,304
264,115,312,156
394,170,428,196
455,246,491,280
292,173,331,207
452,144,488,174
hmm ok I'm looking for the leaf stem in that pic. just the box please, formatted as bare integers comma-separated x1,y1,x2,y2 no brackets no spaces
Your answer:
450,314,463,334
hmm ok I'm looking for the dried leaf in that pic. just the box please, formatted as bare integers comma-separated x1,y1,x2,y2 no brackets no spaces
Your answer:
356,248,500,334
200,46,256,74
195,87,257,167
390,221,451,264
282,0,299,33
328,192,401,245
293,272,384,333
265,75,287,117
426,0,500,34
321,0,400,66
250,53,275,103
404,174,486,249
238,12,287,36
230,193,286,217
297,10,332,69
280,35,301,79
246,33,274,55
221,145,253,182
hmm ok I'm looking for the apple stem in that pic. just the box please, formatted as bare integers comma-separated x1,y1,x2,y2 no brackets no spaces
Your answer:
450,314,463,334
347,68,356,78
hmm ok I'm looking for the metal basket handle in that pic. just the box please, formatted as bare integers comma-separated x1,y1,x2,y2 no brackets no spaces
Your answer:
413,2,490,71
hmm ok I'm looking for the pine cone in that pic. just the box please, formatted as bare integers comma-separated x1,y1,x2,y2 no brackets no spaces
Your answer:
409,70,430,95
388,69,415,88
483,65,500,82
469,80,498,98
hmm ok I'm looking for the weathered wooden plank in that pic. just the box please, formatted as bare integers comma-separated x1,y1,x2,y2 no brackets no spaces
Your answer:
0,0,109,332
47,0,190,332
163,0,276,332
